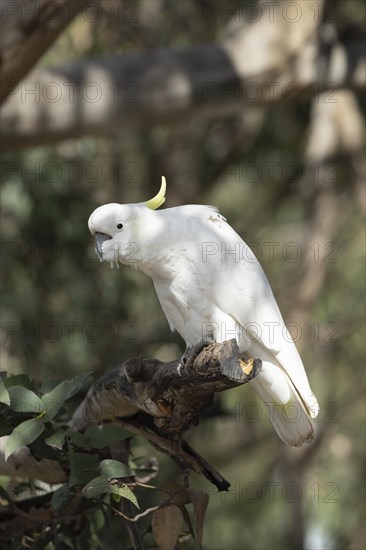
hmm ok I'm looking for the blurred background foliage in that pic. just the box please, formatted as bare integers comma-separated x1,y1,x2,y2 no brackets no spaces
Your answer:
0,1,365,549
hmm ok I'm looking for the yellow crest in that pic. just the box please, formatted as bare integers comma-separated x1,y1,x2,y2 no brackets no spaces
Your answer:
144,176,166,210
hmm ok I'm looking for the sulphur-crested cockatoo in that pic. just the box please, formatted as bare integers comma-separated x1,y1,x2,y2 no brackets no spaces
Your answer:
88,177,319,446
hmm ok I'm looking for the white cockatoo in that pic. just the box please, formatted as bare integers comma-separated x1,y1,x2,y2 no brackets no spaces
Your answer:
88,177,319,446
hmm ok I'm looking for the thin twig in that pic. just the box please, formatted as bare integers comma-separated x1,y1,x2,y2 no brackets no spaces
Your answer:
109,503,161,523
127,482,158,490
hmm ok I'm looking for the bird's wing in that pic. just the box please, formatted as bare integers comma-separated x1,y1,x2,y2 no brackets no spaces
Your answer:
188,210,317,413
153,280,177,333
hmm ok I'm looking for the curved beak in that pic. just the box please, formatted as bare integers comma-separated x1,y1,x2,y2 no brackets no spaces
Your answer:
95,232,112,260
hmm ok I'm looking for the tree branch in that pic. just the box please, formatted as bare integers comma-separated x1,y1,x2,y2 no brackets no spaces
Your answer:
1,0,364,150
70,339,261,491
71,339,260,435
0,0,85,103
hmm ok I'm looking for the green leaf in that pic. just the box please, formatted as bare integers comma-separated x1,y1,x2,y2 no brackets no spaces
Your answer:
91,508,106,531
41,382,71,420
44,428,66,450
80,476,139,508
41,379,62,394
110,484,139,509
4,374,35,391
51,485,73,513
5,418,45,460
69,431,91,449
41,373,92,420
69,452,99,486
81,476,111,500
65,372,93,399
0,378,10,406
85,424,131,449
100,459,132,479
8,386,44,414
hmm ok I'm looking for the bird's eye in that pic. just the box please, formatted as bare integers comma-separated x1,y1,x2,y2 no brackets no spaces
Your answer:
117,223,123,230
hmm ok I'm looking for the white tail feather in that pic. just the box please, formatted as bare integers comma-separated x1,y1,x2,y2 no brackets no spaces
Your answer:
250,361,318,447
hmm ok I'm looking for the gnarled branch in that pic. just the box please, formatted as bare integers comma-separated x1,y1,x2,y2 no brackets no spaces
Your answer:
71,339,260,434
70,339,261,491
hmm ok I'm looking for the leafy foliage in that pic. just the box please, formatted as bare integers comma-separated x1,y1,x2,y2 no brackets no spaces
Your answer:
0,373,210,548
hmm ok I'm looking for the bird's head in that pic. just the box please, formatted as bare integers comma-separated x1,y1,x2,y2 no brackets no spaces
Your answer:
88,176,166,268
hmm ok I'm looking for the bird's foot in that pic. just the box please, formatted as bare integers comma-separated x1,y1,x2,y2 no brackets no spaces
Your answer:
177,339,215,374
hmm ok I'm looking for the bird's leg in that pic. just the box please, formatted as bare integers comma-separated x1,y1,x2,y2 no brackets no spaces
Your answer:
178,338,215,373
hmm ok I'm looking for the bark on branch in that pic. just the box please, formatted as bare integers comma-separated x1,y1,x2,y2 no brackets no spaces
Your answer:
0,0,85,103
